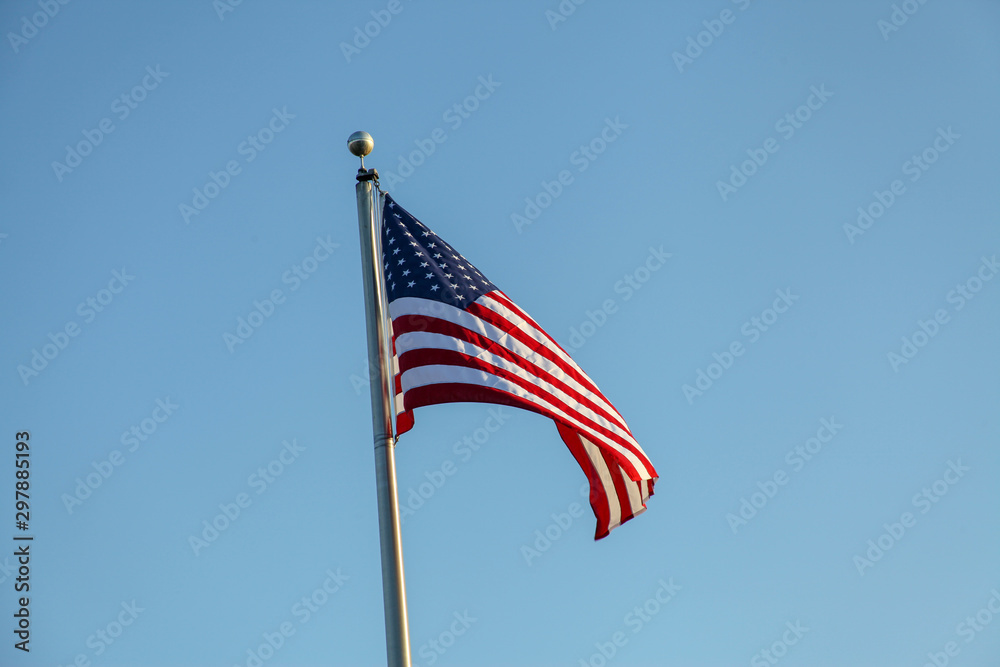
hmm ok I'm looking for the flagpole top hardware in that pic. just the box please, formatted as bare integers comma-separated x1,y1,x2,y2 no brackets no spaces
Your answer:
348,129,373,163
348,131,378,182
348,131,374,158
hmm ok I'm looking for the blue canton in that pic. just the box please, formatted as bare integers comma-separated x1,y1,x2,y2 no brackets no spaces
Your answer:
381,193,497,309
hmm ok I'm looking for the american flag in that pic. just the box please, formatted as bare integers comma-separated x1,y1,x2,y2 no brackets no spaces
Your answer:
381,193,657,539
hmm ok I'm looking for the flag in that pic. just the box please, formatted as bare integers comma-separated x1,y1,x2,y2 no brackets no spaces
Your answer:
381,193,657,539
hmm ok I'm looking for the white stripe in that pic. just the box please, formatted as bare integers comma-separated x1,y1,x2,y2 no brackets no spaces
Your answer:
582,432,648,520
390,320,406,420
401,363,652,480
580,436,621,533
478,293,624,422
390,296,631,435
624,474,648,517
391,295,655,480
396,329,643,464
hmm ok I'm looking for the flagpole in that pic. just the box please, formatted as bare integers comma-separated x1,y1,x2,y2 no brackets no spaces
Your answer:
348,131,412,667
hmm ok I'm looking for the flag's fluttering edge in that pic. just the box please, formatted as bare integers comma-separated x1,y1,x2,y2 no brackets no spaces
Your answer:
381,193,657,539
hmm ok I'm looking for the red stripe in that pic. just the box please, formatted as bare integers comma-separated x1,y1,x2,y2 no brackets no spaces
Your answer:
396,410,414,436
392,312,646,467
483,292,626,426
396,341,647,481
394,313,632,441
601,445,633,524
561,425,655,539
400,364,653,541
558,423,613,540
403,382,551,417
466,297,611,412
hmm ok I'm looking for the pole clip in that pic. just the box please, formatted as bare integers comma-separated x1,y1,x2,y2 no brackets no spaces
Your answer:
357,167,379,183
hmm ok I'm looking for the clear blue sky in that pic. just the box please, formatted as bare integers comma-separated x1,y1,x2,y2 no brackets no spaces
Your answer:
2,1,999,665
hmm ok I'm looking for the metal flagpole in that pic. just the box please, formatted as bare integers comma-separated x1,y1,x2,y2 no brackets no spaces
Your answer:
348,131,412,667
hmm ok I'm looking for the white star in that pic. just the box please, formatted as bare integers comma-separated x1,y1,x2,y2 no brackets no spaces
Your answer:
428,242,437,248
392,248,400,255
444,273,453,279
397,259,405,265
420,262,429,268
433,253,442,259
388,237,396,244
402,269,411,276
421,231,431,237
450,283,459,290
425,273,433,279
407,281,415,287
430,284,439,291
469,285,479,291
